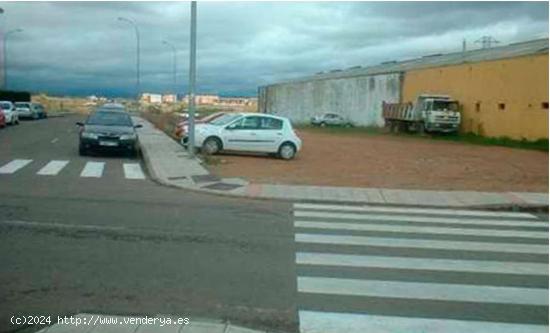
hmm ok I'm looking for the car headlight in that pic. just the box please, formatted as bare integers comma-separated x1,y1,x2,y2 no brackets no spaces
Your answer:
120,134,137,140
82,132,98,139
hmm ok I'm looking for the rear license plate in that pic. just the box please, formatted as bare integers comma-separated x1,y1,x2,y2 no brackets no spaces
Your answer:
99,141,118,147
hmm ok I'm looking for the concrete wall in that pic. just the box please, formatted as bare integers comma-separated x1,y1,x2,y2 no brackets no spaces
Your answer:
259,73,401,126
402,54,549,140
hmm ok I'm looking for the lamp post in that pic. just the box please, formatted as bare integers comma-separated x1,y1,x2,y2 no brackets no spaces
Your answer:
162,40,177,95
4,28,22,90
187,1,197,157
117,17,140,99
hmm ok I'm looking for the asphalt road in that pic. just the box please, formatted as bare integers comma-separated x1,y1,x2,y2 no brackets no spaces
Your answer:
0,115,297,333
1,115,548,333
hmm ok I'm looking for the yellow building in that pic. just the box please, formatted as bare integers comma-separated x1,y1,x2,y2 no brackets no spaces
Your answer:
402,40,548,140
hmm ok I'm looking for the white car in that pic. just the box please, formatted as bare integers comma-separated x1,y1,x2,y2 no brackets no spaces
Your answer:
192,113,302,160
0,101,19,125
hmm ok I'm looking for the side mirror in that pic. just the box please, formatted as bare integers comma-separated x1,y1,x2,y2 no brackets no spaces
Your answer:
134,124,143,129
76,122,84,126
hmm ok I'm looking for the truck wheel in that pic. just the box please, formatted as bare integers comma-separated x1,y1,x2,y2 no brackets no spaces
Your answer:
418,122,425,135
320,122,326,127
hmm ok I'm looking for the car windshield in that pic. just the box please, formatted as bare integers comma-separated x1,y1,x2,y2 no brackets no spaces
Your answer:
433,101,459,112
86,111,132,126
209,113,242,126
15,103,30,108
0,103,11,109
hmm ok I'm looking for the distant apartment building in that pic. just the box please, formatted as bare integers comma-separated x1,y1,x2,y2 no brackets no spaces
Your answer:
140,93,162,104
218,97,258,106
182,94,220,105
162,94,177,103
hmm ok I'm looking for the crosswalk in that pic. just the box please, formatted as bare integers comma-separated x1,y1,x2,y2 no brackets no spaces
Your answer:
0,159,146,180
292,203,549,333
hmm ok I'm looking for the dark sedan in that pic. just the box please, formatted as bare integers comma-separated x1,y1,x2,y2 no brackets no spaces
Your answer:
76,110,142,156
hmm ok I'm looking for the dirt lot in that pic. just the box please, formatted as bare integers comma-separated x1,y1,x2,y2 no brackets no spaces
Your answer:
208,129,548,192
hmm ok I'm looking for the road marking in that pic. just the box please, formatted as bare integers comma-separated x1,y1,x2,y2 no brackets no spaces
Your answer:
294,211,547,227
51,138,59,144
36,160,69,176
80,161,105,178
297,277,548,306
0,220,125,232
295,233,548,254
294,203,536,219
298,310,548,333
296,252,548,275
0,159,33,174
294,221,549,239
123,163,145,180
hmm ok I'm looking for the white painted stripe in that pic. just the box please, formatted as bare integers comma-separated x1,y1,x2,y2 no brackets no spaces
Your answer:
295,221,549,239
123,163,145,180
36,160,69,176
295,233,548,254
1,220,125,232
0,159,32,174
294,203,536,219
299,310,548,333
294,211,547,227
296,252,548,275
50,138,59,144
80,161,105,178
297,277,548,306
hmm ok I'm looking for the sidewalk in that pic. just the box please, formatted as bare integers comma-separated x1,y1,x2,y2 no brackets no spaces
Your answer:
134,116,549,209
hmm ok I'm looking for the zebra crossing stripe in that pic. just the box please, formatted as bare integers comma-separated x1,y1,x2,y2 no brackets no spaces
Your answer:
295,233,548,254
294,221,549,239
297,276,548,306
293,203,536,219
298,310,548,333
123,163,145,179
0,159,32,174
294,211,547,227
37,160,69,176
296,252,548,275
80,162,105,178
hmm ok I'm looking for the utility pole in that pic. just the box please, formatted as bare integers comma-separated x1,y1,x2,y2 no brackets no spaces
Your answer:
187,1,197,157
462,38,467,53
475,36,499,49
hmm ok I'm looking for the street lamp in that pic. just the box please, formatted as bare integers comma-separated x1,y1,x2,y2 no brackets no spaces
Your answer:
187,1,197,157
162,40,177,95
117,17,140,99
4,28,23,90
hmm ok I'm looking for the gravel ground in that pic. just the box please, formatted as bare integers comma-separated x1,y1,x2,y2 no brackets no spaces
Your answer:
208,129,548,192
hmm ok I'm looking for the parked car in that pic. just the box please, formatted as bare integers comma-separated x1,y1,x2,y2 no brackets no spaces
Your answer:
311,113,352,127
192,113,302,160
0,109,6,128
0,101,19,125
15,102,47,119
76,110,142,157
175,112,227,143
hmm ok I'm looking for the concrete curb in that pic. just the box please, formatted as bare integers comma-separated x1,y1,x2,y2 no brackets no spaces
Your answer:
137,117,549,212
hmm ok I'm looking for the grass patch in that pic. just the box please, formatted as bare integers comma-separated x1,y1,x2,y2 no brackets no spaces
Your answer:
429,133,548,152
296,124,548,152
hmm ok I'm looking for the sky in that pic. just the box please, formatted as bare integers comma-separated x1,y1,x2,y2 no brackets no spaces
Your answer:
2,1,548,97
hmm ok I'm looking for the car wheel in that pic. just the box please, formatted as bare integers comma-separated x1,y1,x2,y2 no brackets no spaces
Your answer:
202,137,221,155
79,146,87,156
15,118,19,125
279,142,296,160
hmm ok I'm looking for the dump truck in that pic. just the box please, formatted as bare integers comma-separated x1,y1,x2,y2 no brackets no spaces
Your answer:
383,94,461,134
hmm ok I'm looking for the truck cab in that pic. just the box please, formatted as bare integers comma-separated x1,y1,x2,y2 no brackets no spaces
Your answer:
417,95,461,133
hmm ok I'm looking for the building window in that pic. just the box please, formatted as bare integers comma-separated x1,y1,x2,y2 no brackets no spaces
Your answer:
475,102,481,113
542,102,549,110
498,103,506,111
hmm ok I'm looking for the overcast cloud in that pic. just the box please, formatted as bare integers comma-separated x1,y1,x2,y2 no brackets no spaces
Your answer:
2,1,548,97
